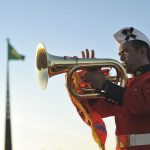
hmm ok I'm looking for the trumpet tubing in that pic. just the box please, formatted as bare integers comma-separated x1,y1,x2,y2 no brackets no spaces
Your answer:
36,42,127,99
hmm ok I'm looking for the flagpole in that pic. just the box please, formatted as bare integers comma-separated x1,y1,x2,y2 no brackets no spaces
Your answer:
4,38,12,150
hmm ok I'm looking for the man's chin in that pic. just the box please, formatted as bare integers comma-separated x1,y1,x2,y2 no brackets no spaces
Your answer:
125,68,133,74
123,65,129,73
122,63,133,74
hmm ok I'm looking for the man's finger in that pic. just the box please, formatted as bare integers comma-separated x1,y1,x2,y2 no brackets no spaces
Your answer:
81,51,85,58
91,50,95,58
86,49,89,58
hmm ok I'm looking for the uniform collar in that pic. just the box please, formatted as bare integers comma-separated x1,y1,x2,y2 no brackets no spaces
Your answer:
134,64,150,76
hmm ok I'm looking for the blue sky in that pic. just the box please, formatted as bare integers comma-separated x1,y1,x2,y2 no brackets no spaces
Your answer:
0,1,150,150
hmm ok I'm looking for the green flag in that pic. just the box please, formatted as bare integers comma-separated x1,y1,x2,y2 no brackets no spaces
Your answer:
7,39,25,60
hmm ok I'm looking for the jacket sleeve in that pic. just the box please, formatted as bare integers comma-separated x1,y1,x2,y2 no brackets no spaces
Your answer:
88,98,121,118
123,78,150,114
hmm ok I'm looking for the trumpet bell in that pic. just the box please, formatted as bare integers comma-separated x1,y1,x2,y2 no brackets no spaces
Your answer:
36,42,48,89
36,42,78,89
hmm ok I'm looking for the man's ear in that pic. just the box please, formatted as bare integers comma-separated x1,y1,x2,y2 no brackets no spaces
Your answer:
139,46,147,57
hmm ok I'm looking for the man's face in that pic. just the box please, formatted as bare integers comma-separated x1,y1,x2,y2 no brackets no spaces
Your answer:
119,41,142,74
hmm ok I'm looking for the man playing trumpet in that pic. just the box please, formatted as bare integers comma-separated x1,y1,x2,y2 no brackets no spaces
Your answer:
72,27,150,150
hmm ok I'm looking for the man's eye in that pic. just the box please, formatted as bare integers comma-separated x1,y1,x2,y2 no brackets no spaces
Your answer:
124,49,129,53
122,49,128,55
119,49,128,56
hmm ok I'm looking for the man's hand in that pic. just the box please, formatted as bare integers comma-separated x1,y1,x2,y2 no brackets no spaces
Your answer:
82,49,95,58
80,49,106,90
80,69,106,90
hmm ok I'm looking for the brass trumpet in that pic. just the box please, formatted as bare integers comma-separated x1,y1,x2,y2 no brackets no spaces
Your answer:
36,42,127,99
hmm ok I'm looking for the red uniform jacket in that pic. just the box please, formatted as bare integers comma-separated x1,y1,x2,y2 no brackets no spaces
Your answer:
90,71,150,150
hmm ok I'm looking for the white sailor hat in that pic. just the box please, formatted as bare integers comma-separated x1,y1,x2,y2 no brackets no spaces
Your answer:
113,27,150,46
